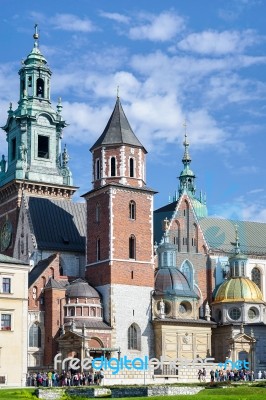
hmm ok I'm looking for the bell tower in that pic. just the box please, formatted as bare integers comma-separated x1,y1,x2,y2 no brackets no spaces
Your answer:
84,96,155,357
0,26,76,256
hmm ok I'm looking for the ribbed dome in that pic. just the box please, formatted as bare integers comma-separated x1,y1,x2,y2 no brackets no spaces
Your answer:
66,279,100,299
155,267,198,298
213,277,263,303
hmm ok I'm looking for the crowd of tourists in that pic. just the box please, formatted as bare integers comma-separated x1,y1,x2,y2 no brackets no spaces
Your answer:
198,367,266,382
27,369,104,387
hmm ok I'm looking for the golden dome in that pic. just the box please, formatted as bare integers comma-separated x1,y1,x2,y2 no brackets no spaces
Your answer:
213,277,263,303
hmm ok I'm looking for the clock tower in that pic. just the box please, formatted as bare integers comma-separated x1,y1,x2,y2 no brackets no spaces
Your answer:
0,26,76,256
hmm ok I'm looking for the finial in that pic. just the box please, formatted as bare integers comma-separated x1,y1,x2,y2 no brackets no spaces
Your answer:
117,85,120,99
163,217,169,232
182,120,191,165
33,24,39,48
234,224,240,254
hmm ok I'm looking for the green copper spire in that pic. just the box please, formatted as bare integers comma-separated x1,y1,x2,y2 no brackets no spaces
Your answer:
178,123,196,196
0,25,74,190
228,224,248,277
176,122,208,218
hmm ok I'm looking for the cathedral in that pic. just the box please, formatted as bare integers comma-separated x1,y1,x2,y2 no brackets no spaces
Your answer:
1,27,266,382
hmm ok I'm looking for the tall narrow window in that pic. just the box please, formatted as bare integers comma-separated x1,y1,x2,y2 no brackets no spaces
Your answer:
97,238,101,261
11,137,16,160
251,267,261,289
111,157,116,177
38,135,49,158
36,78,44,97
28,76,33,96
96,203,100,222
29,324,41,347
235,261,239,277
128,323,140,350
129,158,134,177
96,159,100,180
2,278,11,293
181,260,194,287
129,201,136,220
129,235,136,259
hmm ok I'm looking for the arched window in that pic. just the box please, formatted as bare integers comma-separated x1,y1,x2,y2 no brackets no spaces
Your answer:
50,267,54,279
95,159,101,180
192,223,198,251
128,323,141,350
181,260,194,286
235,261,239,277
69,307,75,317
111,157,116,177
36,78,44,97
251,267,261,289
29,323,41,348
97,238,101,261
129,235,136,259
129,201,136,220
96,203,100,223
129,158,134,177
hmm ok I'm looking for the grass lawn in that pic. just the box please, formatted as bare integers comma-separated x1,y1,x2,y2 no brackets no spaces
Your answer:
0,389,37,399
0,386,265,399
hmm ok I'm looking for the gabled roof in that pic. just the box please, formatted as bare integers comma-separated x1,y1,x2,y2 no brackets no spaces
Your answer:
90,97,146,152
45,277,67,290
29,253,58,287
26,197,86,252
199,217,266,256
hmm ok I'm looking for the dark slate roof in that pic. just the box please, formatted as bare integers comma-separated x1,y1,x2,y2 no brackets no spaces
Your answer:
155,267,198,298
64,319,112,330
45,277,67,290
0,253,28,265
65,278,100,298
199,217,266,256
90,97,146,152
154,201,177,245
29,253,58,287
27,197,86,252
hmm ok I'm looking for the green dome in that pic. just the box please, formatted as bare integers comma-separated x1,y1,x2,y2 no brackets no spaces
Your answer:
190,197,208,218
213,277,263,304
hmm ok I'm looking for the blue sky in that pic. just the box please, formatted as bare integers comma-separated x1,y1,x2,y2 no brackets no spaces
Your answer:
0,0,266,221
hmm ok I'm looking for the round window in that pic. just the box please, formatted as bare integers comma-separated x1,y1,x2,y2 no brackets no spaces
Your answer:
179,303,187,314
179,301,192,315
248,307,258,320
229,307,241,320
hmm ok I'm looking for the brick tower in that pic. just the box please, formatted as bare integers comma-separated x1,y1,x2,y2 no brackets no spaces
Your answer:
0,26,76,257
84,96,155,357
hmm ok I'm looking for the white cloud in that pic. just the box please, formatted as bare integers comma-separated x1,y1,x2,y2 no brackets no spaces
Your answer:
99,11,130,24
211,199,266,222
51,14,97,33
177,29,258,55
129,11,185,42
